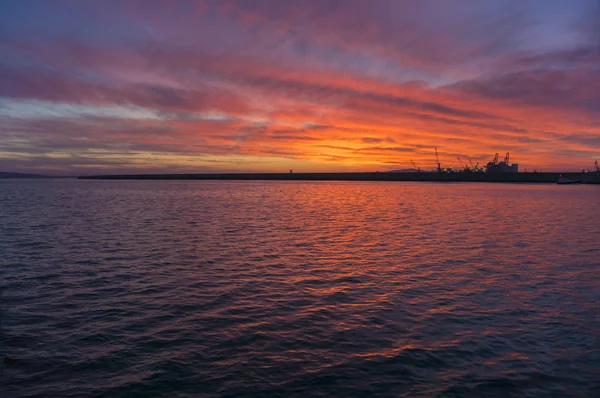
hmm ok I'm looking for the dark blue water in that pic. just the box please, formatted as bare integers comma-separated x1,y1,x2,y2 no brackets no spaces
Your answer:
1,180,599,397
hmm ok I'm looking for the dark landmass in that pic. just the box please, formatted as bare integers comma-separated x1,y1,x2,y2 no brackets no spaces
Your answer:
0,172,51,179
79,172,600,183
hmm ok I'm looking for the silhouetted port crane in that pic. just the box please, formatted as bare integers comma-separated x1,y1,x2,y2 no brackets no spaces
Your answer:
435,147,441,172
467,157,481,172
492,153,499,165
458,156,472,172
410,159,420,172
486,151,518,173
595,160,599,172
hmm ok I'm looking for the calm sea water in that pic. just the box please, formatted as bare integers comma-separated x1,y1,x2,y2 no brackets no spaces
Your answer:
1,180,599,397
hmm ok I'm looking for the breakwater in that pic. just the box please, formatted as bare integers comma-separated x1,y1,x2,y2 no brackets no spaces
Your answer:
79,172,600,183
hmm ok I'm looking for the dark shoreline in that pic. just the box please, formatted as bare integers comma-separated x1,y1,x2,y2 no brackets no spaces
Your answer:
78,172,600,183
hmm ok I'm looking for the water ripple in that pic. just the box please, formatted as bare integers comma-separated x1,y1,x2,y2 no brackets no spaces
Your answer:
1,180,599,397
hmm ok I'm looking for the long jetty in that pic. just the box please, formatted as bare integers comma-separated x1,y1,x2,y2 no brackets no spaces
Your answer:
79,172,600,183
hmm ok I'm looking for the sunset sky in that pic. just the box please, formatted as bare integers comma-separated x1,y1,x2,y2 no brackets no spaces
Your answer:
1,0,599,174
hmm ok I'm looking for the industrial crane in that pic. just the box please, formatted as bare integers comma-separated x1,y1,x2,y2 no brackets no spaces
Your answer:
492,153,499,165
457,156,472,172
504,152,510,164
595,160,599,172
435,147,441,172
467,157,479,172
410,159,420,172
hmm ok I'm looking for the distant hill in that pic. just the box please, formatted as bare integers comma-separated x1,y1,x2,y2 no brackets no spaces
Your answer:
0,172,50,179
